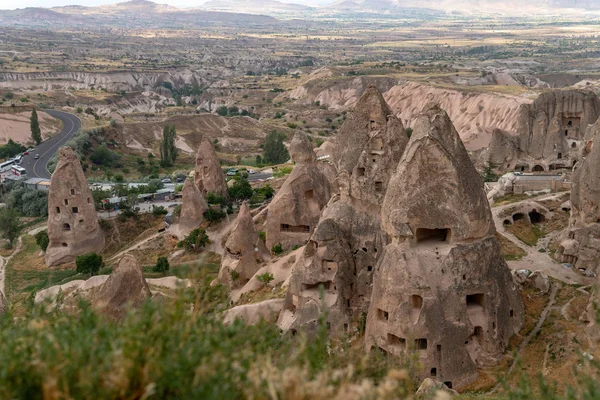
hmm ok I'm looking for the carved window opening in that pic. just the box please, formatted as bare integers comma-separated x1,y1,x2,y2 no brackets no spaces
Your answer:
377,308,389,321
281,224,310,233
387,333,406,348
557,152,562,159
415,228,450,244
64,199,69,206
56,207,60,214
72,207,79,214
87,197,91,204
62,223,71,231
529,210,545,224
415,338,428,350
466,293,485,311
61,243,68,247
79,219,84,224
444,382,453,389
70,189,76,195
430,368,437,377
357,167,365,177
375,181,383,193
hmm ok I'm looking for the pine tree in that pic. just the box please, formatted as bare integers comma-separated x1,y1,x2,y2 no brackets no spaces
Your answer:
160,124,177,167
263,131,289,165
30,108,42,145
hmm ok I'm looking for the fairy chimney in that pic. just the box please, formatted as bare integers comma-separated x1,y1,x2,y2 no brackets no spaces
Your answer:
265,133,333,251
194,136,228,197
219,202,270,287
175,178,209,238
278,87,409,332
45,147,104,267
365,105,523,390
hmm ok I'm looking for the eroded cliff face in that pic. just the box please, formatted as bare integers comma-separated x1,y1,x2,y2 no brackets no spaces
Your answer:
559,118,600,275
483,89,600,171
46,147,104,267
366,105,523,390
0,70,205,92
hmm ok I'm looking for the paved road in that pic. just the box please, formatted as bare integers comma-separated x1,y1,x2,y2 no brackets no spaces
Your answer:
21,110,81,179
248,172,273,181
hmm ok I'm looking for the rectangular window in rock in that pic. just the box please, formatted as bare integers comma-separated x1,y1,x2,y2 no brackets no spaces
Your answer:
72,207,79,214
387,333,406,348
377,308,389,321
415,338,428,350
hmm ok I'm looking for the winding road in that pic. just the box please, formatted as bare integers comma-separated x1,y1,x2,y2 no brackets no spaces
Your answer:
20,110,81,179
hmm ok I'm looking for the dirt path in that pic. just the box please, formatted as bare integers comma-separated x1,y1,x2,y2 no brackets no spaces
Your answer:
108,232,162,262
491,195,593,286
0,236,23,303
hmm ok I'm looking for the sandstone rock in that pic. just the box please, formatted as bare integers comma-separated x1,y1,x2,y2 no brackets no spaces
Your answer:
526,271,551,294
481,129,519,169
175,178,208,237
559,118,600,275
194,136,228,197
415,378,457,399
222,299,284,325
366,105,523,390
93,254,151,319
218,202,270,287
45,147,105,267
279,86,409,333
265,133,333,250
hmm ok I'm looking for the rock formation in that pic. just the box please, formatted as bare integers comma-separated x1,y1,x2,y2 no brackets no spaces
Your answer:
365,105,523,390
559,118,600,275
174,178,209,237
45,147,105,267
219,202,270,287
265,133,333,250
93,254,152,319
279,86,409,333
483,89,600,172
194,136,228,197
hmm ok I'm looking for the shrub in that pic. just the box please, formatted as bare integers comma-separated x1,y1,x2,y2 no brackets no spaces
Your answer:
0,208,21,246
263,131,289,165
203,208,226,223
153,257,170,273
76,253,103,276
206,192,227,206
90,146,120,167
152,206,168,216
228,177,253,201
258,231,266,242
271,243,283,255
34,230,49,252
256,272,274,287
177,228,209,252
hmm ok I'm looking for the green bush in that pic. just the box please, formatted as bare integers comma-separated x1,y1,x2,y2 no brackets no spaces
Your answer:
90,146,120,167
75,253,103,276
0,139,26,160
228,177,253,201
34,230,49,252
258,231,266,242
152,206,168,216
271,243,284,255
203,208,226,223
263,131,289,165
153,257,170,273
177,228,209,252
256,272,274,286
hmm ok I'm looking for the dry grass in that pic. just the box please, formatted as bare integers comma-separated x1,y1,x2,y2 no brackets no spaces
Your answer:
101,214,164,259
497,233,526,261
506,219,545,247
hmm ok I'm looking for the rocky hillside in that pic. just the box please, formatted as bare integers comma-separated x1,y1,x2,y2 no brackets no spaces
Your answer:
385,82,530,150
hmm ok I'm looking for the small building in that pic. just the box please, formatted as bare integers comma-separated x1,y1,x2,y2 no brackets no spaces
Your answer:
154,188,175,201
24,178,51,192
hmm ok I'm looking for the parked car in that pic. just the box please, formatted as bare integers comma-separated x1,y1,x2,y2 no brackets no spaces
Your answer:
34,154,40,159
161,178,171,183
23,151,29,156
248,169,256,174
176,176,185,183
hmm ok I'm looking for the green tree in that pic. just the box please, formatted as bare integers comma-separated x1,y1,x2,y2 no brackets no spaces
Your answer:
481,162,500,182
228,177,253,201
76,253,103,276
34,230,49,252
177,228,209,252
153,257,170,273
263,132,289,165
256,272,274,287
160,124,177,167
0,208,21,247
30,108,42,145
271,243,283,255
0,139,26,160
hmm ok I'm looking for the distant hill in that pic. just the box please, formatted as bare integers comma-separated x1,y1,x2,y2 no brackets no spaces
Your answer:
201,0,314,14
0,0,279,28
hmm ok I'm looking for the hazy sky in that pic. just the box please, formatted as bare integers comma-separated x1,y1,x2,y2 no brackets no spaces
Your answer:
0,0,331,9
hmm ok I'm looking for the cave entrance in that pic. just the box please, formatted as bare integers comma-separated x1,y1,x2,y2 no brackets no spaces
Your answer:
415,228,451,244
528,210,545,224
